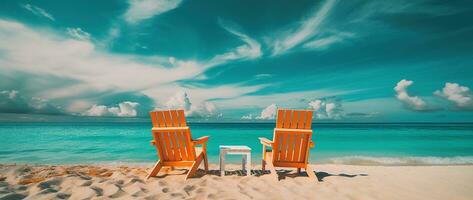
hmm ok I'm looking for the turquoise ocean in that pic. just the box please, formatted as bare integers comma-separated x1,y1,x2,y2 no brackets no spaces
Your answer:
1,122,473,165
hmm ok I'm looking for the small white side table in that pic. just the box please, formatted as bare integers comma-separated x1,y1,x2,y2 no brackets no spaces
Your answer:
219,145,251,176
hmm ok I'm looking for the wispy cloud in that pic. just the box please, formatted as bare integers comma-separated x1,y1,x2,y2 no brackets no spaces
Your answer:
66,28,91,41
0,19,265,116
204,20,262,68
270,0,338,56
22,4,55,21
303,31,354,50
124,0,182,24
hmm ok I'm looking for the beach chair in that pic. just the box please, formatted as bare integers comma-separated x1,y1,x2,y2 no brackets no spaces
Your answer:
259,109,318,181
147,109,209,180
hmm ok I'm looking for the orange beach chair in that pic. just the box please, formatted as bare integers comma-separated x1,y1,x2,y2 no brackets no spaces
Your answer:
259,109,318,181
147,109,209,180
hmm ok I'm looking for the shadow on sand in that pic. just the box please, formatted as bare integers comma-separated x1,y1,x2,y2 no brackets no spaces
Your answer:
158,168,368,182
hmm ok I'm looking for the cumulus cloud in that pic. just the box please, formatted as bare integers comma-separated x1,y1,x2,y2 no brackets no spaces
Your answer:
0,90,62,114
164,91,221,118
434,82,473,110
394,79,431,111
22,4,55,21
124,0,182,24
308,97,343,119
83,101,139,117
256,104,278,120
66,28,91,41
270,0,337,56
241,113,254,120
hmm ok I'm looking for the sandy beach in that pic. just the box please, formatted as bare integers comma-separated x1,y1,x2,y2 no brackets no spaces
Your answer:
1,164,472,200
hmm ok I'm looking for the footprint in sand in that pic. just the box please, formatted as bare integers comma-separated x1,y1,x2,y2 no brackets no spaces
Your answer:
183,185,195,195
0,193,27,199
161,187,170,193
89,185,103,196
55,192,71,199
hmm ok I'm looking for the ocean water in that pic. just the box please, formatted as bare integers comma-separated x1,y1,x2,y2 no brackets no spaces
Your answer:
1,122,473,165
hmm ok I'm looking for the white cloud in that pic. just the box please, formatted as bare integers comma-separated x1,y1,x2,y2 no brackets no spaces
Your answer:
434,82,473,110
0,90,62,114
66,28,91,41
303,31,354,50
163,91,221,118
0,19,267,116
124,0,182,24
256,104,278,120
205,20,262,68
394,79,430,111
308,98,343,119
22,4,55,21
84,101,139,117
166,91,192,112
241,113,253,120
271,0,337,56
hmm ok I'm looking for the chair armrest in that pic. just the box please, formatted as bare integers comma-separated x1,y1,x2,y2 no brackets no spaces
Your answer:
259,137,273,146
192,136,209,145
309,140,315,148
150,140,156,146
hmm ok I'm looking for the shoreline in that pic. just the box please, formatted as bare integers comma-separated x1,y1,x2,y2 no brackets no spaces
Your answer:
1,164,473,199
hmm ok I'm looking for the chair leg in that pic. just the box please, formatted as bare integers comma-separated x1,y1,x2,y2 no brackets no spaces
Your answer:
305,165,318,182
264,154,278,181
297,168,301,174
262,160,266,172
186,154,204,180
146,161,163,180
203,153,209,173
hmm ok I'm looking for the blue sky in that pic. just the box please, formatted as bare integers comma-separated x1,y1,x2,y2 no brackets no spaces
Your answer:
0,0,473,122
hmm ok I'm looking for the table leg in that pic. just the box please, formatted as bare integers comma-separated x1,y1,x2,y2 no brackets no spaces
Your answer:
220,150,225,176
246,153,251,176
242,154,246,173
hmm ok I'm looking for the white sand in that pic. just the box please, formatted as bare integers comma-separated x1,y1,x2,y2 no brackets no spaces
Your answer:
1,164,472,200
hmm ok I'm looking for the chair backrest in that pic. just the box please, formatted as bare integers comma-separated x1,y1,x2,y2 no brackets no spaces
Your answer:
272,109,313,163
149,110,196,161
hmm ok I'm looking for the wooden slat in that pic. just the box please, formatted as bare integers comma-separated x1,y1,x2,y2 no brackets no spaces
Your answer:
163,111,172,127
178,110,187,127
290,111,299,129
286,133,295,161
305,111,313,129
279,132,288,161
169,131,181,161
297,111,306,129
283,110,292,128
157,111,165,127
276,109,284,128
170,110,179,127
158,133,168,161
272,134,280,162
184,130,195,160
150,111,158,127
293,133,302,162
162,132,174,161
299,134,309,162
177,131,188,160
153,132,165,160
